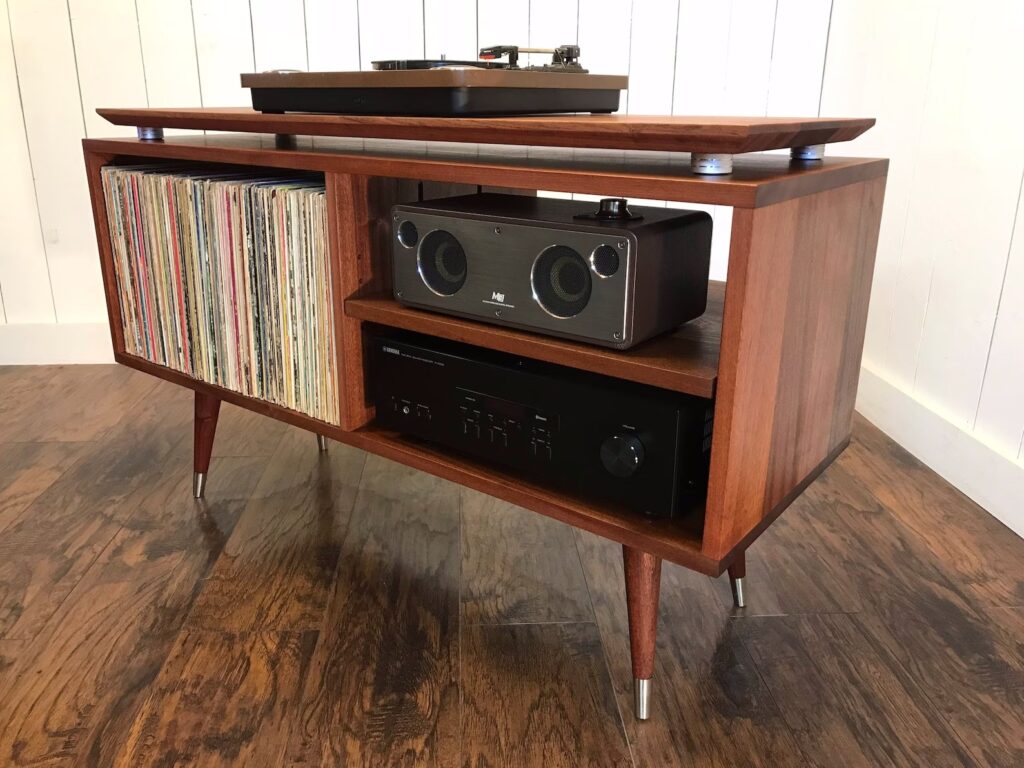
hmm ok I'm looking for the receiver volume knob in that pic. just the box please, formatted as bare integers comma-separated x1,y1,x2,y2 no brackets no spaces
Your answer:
600,433,645,478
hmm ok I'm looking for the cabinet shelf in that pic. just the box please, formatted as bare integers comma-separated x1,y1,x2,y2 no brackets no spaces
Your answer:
346,281,724,399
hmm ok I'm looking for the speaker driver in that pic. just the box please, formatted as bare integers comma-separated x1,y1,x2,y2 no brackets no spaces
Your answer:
531,245,592,318
417,230,467,296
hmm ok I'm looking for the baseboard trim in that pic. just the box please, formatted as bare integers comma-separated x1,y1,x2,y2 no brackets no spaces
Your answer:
0,323,114,364
856,363,1024,539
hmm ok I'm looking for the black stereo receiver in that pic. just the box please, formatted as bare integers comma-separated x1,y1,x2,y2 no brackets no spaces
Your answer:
370,330,713,519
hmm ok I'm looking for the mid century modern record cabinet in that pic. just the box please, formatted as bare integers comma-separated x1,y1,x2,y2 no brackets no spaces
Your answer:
83,109,887,720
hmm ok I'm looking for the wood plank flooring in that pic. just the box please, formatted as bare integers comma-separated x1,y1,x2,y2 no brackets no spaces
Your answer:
0,364,1021,767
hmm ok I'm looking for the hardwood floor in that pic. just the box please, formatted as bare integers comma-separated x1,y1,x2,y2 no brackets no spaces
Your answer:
0,364,1021,767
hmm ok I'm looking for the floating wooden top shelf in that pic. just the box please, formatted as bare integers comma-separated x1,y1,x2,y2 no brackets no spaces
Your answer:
83,134,887,208
98,107,874,155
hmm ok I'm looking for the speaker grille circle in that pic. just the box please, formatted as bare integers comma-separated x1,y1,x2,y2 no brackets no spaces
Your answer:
417,230,467,296
532,245,592,318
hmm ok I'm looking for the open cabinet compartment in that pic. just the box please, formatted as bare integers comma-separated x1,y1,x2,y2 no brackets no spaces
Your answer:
84,134,886,577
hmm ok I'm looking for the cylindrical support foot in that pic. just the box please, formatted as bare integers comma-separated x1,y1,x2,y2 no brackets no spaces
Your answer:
623,546,662,720
791,143,825,161
728,551,747,608
193,472,207,500
634,678,652,721
137,126,164,141
690,152,734,175
193,392,221,499
317,434,329,452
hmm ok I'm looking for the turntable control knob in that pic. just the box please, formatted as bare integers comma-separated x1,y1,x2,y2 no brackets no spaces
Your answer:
596,198,630,219
600,433,645,478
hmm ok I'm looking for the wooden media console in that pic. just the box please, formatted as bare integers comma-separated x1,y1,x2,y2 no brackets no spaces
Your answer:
83,110,886,720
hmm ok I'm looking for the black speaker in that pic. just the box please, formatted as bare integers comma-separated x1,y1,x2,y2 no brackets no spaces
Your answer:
391,194,712,349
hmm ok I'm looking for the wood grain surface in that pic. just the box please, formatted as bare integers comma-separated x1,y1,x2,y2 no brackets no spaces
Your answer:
461,489,593,625
346,281,723,398
185,428,366,632
702,176,886,561
461,622,632,768
83,136,888,208
4,365,1022,767
285,455,462,766
115,630,318,767
327,174,409,430
0,440,86,535
193,391,221,475
96,108,874,155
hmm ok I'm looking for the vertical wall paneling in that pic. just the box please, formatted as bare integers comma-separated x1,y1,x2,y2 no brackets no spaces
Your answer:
974,172,1024,460
719,0,778,116
67,0,147,138
135,0,201,109
819,0,938,379
671,2,730,273
892,1,1024,425
622,0,679,207
191,0,254,107
626,0,679,116
675,1,779,270
0,0,54,323
358,0,423,71
8,0,104,323
672,1,731,115
305,0,360,71
577,0,631,114
766,0,832,117
425,0,476,60
524,1,578,190
529,0,579,50
250,0,307,72
478,0,528,52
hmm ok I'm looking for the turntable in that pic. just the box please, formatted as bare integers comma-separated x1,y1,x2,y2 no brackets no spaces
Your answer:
241,45,627,117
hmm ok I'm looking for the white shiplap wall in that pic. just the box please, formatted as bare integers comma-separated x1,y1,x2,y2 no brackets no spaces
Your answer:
0,0,1022,533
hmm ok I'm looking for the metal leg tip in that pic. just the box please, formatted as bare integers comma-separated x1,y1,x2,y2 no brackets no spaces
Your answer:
193,472,207,499
317,435,329,452
634,678,652,720
731,576,746,609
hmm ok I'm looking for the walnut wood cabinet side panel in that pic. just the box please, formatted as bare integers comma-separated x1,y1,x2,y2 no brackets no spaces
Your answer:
702,175,887,561
84,149,126,356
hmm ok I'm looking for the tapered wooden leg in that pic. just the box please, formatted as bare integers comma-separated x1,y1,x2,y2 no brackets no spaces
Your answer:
623,545,662,721
728,551,747,608
193,392,221,499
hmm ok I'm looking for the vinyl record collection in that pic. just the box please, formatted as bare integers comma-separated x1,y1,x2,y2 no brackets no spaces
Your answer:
101,165,339,424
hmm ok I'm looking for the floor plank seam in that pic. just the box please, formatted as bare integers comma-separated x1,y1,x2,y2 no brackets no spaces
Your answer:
462,619,606,628
725,609,864,619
